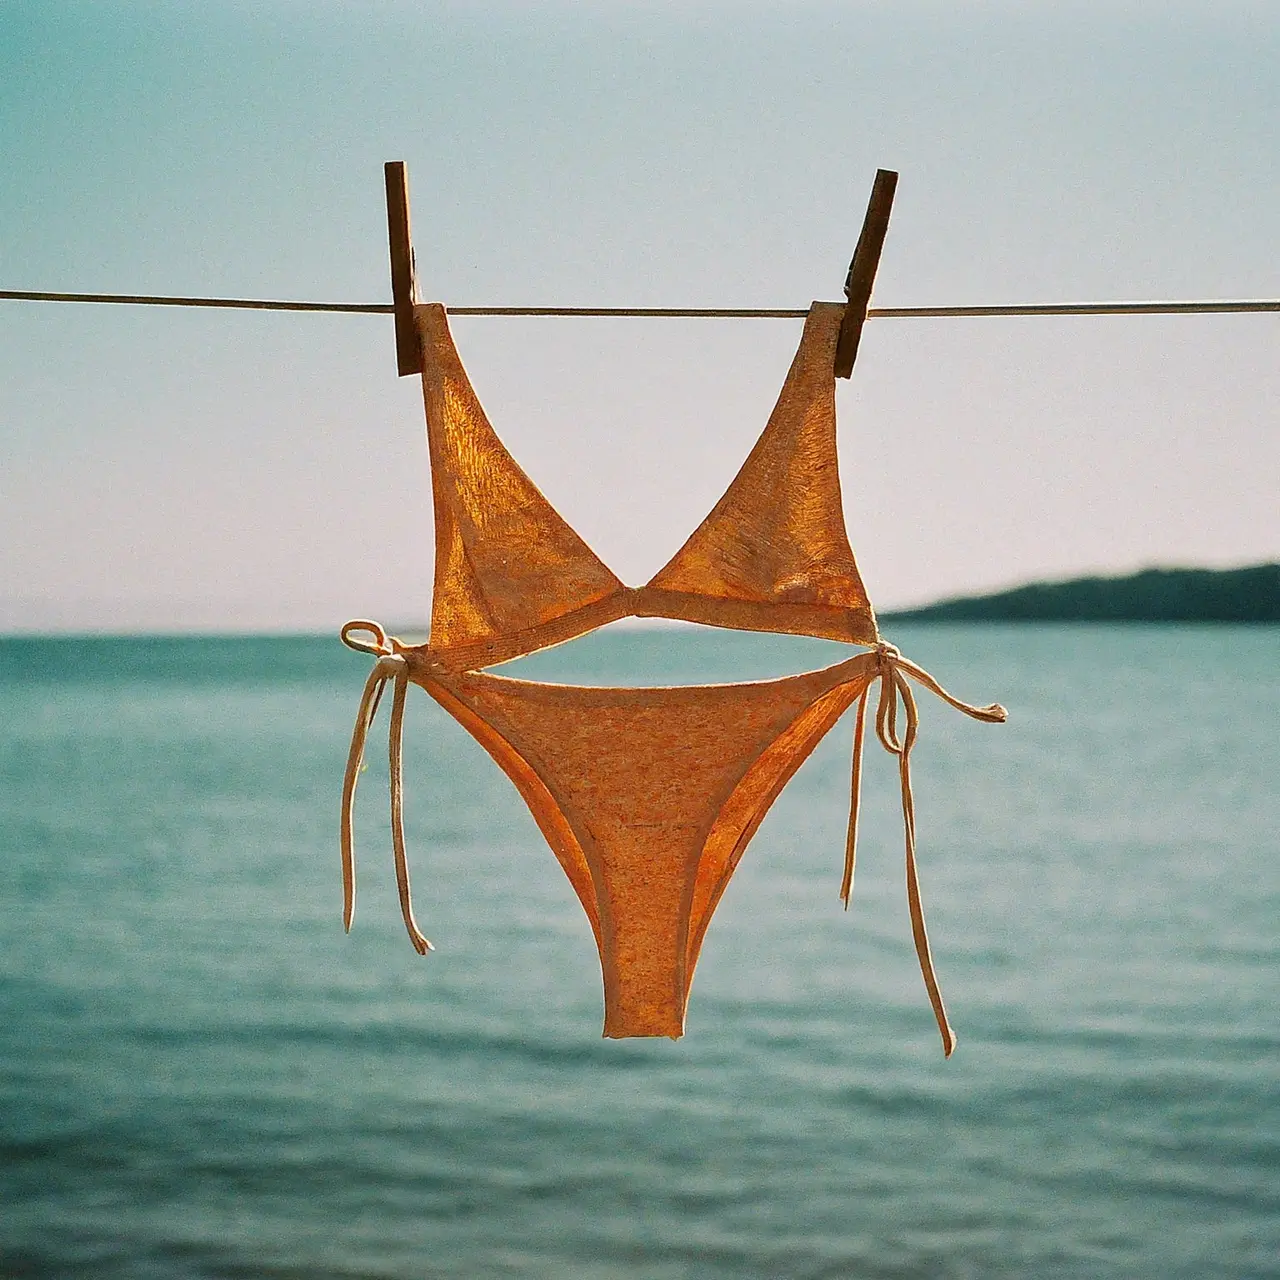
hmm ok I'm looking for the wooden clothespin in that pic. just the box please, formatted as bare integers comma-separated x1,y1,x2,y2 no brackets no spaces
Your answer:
385,161,421,377
834,168,897,379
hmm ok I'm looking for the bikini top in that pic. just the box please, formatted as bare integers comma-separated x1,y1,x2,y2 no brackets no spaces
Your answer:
415,300,879,673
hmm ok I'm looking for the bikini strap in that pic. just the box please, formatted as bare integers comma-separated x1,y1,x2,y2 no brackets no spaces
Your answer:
339,621,433,956
842,642,1007,1057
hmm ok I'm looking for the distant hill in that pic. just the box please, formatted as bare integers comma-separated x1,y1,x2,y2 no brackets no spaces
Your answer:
882,564,1280,623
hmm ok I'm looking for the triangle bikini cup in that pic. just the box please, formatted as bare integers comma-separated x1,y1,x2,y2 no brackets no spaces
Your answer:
341,300,1006,1051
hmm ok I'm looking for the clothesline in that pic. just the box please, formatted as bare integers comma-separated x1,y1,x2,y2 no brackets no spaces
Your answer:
2,289,1279,318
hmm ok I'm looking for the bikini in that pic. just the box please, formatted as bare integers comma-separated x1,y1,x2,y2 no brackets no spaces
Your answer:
341,301,1005,1051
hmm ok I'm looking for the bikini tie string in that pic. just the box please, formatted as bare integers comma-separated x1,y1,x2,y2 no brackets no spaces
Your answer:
842,641,1007,1057
339,620,432,956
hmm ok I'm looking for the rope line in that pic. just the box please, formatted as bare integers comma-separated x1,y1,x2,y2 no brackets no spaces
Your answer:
3,288,1279,318
0,289,390,313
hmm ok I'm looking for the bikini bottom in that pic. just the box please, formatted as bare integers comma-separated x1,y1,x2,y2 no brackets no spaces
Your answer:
339,627,1005,1051
412,652,875,1038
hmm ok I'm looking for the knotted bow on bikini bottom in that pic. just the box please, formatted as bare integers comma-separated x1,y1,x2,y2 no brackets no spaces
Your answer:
338,620,432,957
842,643,1007,1055
339,622,1006,1051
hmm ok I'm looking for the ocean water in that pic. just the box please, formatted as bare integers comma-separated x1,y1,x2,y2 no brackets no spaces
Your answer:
0,624,1276,1279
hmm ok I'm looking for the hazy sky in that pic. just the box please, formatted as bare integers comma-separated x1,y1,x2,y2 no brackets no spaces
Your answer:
2,0,1277,632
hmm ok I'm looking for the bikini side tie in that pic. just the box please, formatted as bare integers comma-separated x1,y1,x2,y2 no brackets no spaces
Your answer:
339,620,432,956
842,642,1007,1056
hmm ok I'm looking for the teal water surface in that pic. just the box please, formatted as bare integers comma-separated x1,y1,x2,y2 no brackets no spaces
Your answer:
1,625,1276,1278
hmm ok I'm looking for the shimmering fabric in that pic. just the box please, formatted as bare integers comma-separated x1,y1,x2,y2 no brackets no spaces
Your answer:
413,652,876,1038
641,303,877,645
417,304,630,671
415,301,875,671
341,301,1007,1049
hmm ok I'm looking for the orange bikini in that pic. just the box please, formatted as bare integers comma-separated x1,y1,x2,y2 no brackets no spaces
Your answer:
341,301,1005,1051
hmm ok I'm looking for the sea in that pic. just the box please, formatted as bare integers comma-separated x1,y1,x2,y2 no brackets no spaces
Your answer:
1,624,1276,1279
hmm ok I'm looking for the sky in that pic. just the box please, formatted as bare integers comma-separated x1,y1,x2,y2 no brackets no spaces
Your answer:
1,0,1277,633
